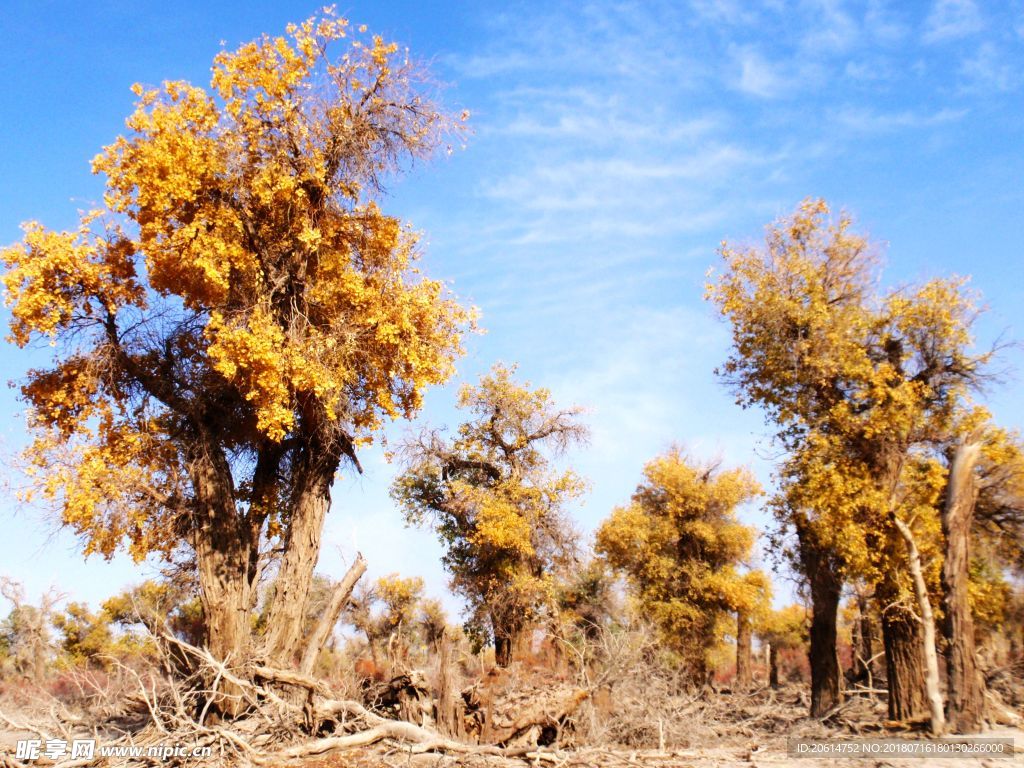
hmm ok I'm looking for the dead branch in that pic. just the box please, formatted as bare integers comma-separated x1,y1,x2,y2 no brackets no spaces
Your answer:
298,553,367,676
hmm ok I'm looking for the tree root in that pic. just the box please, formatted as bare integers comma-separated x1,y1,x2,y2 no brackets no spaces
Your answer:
0,631,592,766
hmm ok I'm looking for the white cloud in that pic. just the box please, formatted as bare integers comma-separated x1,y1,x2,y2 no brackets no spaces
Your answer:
732,46,791,98
959,42,1020,92
800,0,860,54
864,0,911,43
923,0,985,43
687,0,759,26
544,304,771,532
495,92,721,145
844,57,897,83
833,106,968,133
447,0,699,86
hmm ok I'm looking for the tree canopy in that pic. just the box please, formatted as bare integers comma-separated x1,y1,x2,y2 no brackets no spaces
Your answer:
2,11,474,681
392,364,587,665
595,448,762,679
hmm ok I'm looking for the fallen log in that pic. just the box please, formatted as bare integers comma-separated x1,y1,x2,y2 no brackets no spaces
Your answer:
488,688,590,746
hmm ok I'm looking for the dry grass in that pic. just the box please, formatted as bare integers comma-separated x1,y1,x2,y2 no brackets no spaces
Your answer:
1,626,1022,767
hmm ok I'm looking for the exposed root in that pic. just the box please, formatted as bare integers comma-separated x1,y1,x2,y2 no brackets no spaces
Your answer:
0,631,593,767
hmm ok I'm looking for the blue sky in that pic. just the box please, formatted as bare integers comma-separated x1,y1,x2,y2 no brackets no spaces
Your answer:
1,0,1022,616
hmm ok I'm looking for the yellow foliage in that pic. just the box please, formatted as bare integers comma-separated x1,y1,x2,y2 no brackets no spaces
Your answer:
393,364,587,653
759,604,809,650
1,11,473,563
709,198,993,616
596,448,763,676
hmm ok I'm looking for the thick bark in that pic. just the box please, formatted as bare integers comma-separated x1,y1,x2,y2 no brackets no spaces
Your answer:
852,590,877,684
808,571,842,716
893,516,946,735
736,610,753,690
492,621,515,668
880,599,927,721
941,439,986,733
189,443,257,717
494,635,512,668
263,438,343,666
298,554,367,676
798,526,843,716
769,644,780,689
433,631,467,739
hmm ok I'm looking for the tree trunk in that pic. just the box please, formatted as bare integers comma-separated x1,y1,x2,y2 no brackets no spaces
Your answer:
880,600,927,721
808,575,842,716
893,516,945,735
434,631,467,739
298,554,367,676
490,608,524,668
494,635,512,667
189,444,257,718
850,609,863,681
799,531,843,716
736,610,753,690
263,444,342,667
853,589,877,684
941,438,986,733
769,644,780,689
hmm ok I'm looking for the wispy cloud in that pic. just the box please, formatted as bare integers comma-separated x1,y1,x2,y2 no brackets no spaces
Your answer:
730,45,793,99
494,90,722,145
844,57,898,83
832,106,968,133
959,42,1020,92
923,0,985,43
545,303,771,531
800,0,860,54
483,146,772,208
864,0,912,44
687,0,759,26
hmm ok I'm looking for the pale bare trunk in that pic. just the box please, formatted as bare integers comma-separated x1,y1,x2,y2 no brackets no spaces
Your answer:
893,516,945,736
298,554,367,676
941,438,986,733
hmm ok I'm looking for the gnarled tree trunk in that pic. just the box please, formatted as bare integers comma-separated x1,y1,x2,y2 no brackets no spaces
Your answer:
736,609,753,690
880,596,927,721
492,613,519,668
941,438,986,733
798,526,843,716
434,630,467,739
263,436,344,667
189,443,258,717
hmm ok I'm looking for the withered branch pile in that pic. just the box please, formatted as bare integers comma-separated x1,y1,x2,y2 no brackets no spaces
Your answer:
0,631,591,767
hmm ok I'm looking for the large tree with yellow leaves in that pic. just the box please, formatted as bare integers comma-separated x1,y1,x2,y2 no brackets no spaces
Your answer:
2,12,472,701
708,199,996,721
595,448,764,682
392,364,587,666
